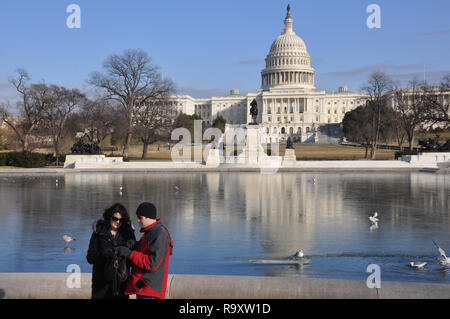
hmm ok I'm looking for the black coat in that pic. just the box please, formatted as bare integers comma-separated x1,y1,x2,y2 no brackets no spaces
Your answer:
86,219,136,299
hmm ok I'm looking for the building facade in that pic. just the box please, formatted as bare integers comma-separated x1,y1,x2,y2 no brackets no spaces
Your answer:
170,7,366,144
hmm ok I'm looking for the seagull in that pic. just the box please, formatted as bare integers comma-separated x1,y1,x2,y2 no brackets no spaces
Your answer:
63,235,75,244
294,249,304,258
433,240,450,266
369,222,379,231
369,212,379,223
410,262,427,269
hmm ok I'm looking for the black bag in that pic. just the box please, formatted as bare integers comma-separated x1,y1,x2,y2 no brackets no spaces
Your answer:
104,248,129,296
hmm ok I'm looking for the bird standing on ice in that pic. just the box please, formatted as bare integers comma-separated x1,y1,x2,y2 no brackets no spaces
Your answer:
369,212,379,223
63,235,75,244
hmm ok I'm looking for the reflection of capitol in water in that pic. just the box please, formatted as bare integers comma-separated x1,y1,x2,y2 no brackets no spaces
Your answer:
203,173,350,256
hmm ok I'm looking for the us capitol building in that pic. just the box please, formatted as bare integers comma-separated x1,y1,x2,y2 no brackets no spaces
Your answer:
170,6,366,144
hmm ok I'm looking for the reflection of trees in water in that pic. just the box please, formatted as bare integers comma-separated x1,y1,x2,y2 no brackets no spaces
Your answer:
341,172,449,226
228,172,449,260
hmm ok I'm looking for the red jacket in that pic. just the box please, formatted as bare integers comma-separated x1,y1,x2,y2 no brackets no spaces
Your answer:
125,220,173,298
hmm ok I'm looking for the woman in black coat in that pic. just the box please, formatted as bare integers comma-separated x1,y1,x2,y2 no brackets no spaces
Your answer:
86,203,136,299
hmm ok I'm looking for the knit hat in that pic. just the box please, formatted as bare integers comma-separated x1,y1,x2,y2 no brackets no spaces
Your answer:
136,202,157,219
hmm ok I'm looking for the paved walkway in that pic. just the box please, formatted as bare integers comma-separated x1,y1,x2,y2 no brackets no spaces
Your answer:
0,160,448,174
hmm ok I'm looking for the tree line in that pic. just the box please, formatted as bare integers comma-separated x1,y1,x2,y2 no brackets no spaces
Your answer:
0,49,226,163
343,72,450,159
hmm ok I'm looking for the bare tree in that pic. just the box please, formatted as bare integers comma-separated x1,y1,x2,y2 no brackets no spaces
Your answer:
133,97,178,159
422,75,450,129
77,98,116,145
0,69,48,151
88,49,175,157
361,72,393,159
40,85,85,166
392,79,429,150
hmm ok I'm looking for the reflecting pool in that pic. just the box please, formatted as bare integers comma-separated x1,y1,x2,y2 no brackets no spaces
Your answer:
0,171,449,284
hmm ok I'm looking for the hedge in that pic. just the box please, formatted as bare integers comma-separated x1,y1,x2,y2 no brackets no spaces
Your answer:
0,152,66,168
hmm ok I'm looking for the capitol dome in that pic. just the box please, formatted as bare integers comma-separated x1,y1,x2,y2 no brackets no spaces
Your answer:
261,6,315,91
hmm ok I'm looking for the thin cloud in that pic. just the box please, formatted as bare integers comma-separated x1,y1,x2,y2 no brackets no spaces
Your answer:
390,70,450,85
327,63,432,77
177,87,229,98
418,29,450,37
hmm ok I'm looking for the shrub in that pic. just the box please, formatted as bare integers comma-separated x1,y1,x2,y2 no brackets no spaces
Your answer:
44,153,67,166
0,153,6,166
5,151,46,168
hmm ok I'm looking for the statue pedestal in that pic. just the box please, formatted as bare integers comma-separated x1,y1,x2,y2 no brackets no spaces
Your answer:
236,125,265,165
283,148,297,166
206,149,221,167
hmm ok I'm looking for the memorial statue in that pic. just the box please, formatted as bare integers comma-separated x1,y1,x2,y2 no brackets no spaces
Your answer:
286,136,294,149
286,4,291,18
249,99,258,125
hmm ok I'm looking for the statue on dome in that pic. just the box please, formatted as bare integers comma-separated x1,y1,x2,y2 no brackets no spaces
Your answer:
286,4,291,18
249,99,258,125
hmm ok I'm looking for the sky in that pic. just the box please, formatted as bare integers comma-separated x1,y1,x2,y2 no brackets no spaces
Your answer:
0,0,449,103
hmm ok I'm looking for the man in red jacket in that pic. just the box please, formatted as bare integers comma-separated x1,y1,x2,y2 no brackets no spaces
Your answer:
118,202,173,299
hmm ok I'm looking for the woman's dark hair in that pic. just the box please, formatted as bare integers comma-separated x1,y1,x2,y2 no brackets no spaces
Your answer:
103,203,131,230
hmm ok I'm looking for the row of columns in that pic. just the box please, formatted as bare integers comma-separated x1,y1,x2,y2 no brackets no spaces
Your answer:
262,71,314,87
263,98,307,114
265,126,312,135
